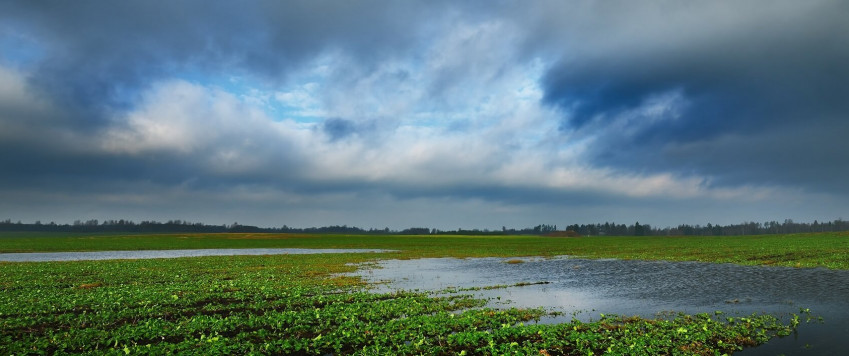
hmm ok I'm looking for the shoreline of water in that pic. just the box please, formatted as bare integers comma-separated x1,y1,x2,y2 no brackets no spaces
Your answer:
349,256,849,355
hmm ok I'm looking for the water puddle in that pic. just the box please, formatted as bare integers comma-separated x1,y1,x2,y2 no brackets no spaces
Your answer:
350,256,849,355
0,248,395,262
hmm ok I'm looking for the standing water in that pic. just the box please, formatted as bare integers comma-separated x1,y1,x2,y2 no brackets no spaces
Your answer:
350,256,849,355
0,248,395,262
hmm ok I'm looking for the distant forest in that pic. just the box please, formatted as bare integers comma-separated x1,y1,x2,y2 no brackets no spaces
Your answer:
1,218,848,236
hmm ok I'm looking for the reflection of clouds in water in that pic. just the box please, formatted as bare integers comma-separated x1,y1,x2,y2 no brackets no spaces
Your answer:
351,256,849,353
354,257,703,319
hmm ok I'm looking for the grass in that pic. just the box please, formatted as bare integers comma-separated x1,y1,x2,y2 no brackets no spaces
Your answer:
1,231,844,354
2,231,849,269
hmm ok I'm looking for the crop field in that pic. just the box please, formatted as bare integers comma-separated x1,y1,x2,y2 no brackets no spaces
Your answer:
2,232,847,354
3,231,849,269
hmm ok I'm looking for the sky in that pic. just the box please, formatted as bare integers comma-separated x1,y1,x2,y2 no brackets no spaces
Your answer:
1,1,848,230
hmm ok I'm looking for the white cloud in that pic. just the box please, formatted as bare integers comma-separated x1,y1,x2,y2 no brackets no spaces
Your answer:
96,64,768,211
103,80,276,156
2,0,848,229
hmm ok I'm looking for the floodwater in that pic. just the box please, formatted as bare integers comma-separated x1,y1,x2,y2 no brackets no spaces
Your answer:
350,256,849,355
0,248,395,262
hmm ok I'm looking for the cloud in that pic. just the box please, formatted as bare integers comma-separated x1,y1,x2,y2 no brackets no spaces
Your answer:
530,0,849,194
0,1,447,124
1,1,848,228
87,76,765,207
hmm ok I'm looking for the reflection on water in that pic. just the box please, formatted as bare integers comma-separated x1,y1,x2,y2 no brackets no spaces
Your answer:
351,256,849,355
0,248,394,262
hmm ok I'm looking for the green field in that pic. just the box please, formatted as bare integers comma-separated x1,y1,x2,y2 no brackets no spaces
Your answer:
3,231,849,269
2,232,846,354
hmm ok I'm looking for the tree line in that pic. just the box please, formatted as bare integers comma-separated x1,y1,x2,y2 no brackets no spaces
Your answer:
564,219,849,236
0,218,847,236
0,219,558,235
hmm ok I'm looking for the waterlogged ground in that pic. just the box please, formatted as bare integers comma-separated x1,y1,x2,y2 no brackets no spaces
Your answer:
0,248,395,262
4,232,848,354
0,253,802,355
352,256,849,355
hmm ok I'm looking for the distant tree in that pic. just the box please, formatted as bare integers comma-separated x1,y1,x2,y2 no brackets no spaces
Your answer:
399,227,430,235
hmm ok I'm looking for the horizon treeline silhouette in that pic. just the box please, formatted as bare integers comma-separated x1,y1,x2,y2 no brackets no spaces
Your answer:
1,218,847,236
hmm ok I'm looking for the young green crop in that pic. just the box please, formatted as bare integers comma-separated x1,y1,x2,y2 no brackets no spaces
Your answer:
3,231,848,269
2,232,837,354
1,249,807,355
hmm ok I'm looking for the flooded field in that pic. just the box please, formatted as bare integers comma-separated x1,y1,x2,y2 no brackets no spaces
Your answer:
3,232,847,354
0,248,394,262
351,256,849,355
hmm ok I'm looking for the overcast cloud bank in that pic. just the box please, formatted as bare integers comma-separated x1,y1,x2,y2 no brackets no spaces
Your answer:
1,1,847,229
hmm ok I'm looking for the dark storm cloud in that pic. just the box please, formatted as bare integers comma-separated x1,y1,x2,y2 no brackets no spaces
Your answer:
0,137,201,193
0,0,445,203
386,182,628,208
0,1,442,125
536,0,849,193
2,0,848,228
660,121,849,193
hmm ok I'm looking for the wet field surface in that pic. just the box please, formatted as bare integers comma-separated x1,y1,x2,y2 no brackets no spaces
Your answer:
0,248,395,262
351,256,849,355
